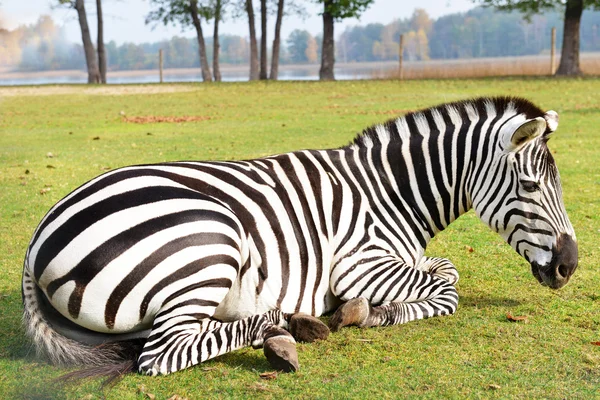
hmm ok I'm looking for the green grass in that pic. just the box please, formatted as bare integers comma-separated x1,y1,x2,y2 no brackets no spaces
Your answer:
0,78,599,399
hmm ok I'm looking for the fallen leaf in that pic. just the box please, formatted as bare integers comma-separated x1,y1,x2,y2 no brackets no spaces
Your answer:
167,395,188,400
92,136,100,140
465,245,474,253
259,371,278,380
137,385,156,400
46,152,54,158
488,384,501,390
46,165,55,169
39,188,51,195
506,313,527,322
591,341,600,346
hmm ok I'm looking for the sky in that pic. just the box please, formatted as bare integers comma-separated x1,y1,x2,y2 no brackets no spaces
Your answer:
1,0,476,44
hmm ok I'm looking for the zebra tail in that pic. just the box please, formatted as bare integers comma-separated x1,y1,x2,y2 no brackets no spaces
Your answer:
22,267,142,374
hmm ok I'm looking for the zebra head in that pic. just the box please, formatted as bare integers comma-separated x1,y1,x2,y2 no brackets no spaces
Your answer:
473,106,577,289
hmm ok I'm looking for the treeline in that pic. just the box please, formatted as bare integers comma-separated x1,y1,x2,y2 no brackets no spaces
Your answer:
0,14,324,71
339,7,600,62
2,7,600,73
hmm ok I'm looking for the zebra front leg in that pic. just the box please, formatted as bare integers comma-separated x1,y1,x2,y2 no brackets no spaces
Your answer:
329,260,459,331
138,309,299,375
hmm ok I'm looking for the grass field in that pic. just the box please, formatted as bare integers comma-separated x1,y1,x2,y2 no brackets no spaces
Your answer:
0,78,599,399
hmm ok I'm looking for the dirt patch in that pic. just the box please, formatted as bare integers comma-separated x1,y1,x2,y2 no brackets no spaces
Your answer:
123,115,211,124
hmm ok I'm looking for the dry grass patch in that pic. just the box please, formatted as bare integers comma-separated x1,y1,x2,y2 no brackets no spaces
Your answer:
376,53,600,79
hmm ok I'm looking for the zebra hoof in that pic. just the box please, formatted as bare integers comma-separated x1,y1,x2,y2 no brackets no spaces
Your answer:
289,313,330,343
263,328,299,372
329,297,370,332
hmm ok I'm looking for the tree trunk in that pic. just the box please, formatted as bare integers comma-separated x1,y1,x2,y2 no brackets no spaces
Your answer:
213,0,222,81
269,0,284,80
556,0,584,76
259,0,268,80
96,0,107,84
246,0,259,80
74,0,100,84
319,0,335,81
190,0,213,82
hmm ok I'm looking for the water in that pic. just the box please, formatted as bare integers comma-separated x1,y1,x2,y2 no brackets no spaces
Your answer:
0,63,398,86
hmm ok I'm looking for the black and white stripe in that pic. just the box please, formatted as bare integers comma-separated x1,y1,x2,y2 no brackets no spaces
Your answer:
22,96,576,375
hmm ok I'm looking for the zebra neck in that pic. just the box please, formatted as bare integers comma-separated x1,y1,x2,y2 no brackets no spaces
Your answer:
385,138,472,239
351,115,477,241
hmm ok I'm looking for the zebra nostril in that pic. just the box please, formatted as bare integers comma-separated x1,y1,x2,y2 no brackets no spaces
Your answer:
557,264,569,280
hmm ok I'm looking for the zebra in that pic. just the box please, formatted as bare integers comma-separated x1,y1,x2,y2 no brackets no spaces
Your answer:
22,96,578,377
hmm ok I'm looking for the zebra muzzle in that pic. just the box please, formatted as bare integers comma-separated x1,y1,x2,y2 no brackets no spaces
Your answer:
532,233,578,289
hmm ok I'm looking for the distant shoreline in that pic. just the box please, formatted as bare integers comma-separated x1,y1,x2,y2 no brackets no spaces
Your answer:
1,55,599,84
0,61,400,80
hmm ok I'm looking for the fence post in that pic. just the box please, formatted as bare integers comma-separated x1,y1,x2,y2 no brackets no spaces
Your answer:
159,49,164,83
550,27,556,75
399,34,404,80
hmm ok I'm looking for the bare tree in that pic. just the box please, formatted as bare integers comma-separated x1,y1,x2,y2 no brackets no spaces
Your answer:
189,0,213,81
319,0,335,81
269,0,284,79
59,0,100,83
96,0,107,83
213,0,223,81
246,0,259,80
259,0,268,79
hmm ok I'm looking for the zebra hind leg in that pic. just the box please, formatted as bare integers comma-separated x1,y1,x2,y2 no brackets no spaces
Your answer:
415,256,460,285
138,309,300,375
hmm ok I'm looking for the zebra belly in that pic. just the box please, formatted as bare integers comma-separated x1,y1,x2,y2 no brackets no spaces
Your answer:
213,252,338,321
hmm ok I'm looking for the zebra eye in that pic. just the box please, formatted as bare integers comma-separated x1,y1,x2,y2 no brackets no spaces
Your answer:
520,180,540,193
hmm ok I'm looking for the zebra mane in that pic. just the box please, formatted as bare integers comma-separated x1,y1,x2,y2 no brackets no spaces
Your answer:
350,96,546,148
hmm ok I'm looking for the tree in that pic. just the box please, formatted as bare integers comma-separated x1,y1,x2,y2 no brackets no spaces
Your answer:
287,29,311,62
59,0,100,83
189,0,213,81
147,0,213,82
212,0,227,82
270,0,285,79
212,0,224,81
245,0,260,80
305,33,318,62
96,0,107,83
477,0,600,76
260,0,268,79
316,0,374,80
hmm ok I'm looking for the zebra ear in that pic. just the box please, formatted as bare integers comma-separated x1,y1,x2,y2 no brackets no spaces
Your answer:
543,110,559,136
506,117,546,152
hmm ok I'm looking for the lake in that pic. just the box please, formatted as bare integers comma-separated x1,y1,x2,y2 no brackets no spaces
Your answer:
0,62,400,85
